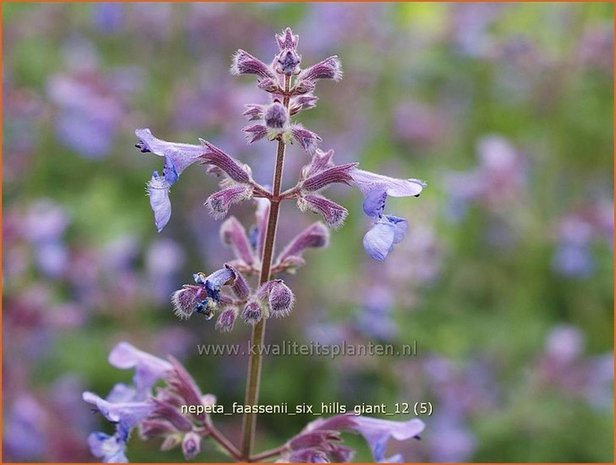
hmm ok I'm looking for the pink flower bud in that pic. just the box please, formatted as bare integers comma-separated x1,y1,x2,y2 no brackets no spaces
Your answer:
243,104,264,121
268,280,294,317
303,149,335,178
140,419,178,440
276,27,299,51
276,255,306,272
220,216,255,266
257,77,281,93
290,94,319,115
200,141,251,184
293,79,316,95
264,102,288,129
291,125,321,154
151,398,193,432
255,280,276,301
206,185,253,220
275,49,302,76
181,431,201,460
171,285,206,320
276,222,329,266
299,56,343,82
302,163,358,192
225,264,250,300
298,194,348,229
230,49,275,80
215,306,238,332
243,124,268,143
241,300,262,325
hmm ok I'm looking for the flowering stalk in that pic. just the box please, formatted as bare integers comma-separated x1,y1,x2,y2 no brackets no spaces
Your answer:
241,75,291,459
85,27,427,464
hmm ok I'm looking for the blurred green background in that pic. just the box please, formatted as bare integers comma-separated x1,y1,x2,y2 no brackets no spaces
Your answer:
3,2,613,462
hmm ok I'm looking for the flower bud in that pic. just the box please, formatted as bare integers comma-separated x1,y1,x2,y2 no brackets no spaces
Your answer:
171,285,206,320
276,27,299,51
268,280,294,317
243,124,268,143
151,398,193,432
257,77,280,93
302,163,357,192
181,431,201,460
291,125,321,154
241,300,262,325
228,267,250,300
276,255,306,273
243,104,264,121
277,222,329,265
140,418,178,440
264,102,288,129
215,306,238,332
200,141,251,184
290,94,318,115
256,280,276,301
299,56,343,82
293,79,315,95
275,49,302,75
220,216,255,266
298,194,348,229
206,184,253,219
230,49,275,80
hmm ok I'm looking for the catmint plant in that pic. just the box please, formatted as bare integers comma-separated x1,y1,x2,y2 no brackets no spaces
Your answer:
85,28,426,462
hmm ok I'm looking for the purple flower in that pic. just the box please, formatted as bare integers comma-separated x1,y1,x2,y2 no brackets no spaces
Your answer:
135,129,204,181
82,391,153,431
88,431,128,463
351,169,426,260
172,267,237,320
108,342,173,395
135,129,205,231
146,172,172,232
351,416,425,461
295,414,424,462
363,215,408,261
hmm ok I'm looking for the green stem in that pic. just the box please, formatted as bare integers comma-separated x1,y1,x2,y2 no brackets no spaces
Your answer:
240,76,291,461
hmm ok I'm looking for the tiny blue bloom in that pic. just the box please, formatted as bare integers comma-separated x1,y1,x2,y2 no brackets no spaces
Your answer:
351,416,425,462
363,215,408,261
351,169,425,260
88,431,128,463
135,129,205,232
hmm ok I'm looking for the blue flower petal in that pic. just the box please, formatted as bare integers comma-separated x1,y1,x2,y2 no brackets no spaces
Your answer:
162,157,179,185
384,215,408,244
135,128,203,176
362,189,387,217
363,222,395,261
146,172,172,232
88,432,128,463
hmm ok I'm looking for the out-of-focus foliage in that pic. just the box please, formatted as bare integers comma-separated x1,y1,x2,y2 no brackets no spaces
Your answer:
3,3,613,462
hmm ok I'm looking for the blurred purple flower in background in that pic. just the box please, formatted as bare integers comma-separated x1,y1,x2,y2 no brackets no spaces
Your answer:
552,201,613,278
